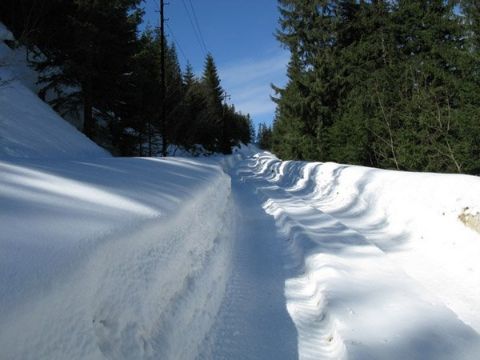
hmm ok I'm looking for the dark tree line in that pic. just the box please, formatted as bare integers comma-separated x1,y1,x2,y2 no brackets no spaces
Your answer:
257,122,273,150
271,0,480,174
0,0,253,156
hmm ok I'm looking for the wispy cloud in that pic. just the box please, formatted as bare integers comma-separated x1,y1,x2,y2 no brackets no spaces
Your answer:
219,50,289,124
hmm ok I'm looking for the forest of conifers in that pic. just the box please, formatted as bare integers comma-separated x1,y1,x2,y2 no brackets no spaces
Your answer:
0,0,254,156
2,1,480,174
262,1,480,174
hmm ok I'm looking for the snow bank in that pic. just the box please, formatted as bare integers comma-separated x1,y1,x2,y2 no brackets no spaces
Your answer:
311,161,480,333
0,157,233,359
239,151,480,359
0,21,237,359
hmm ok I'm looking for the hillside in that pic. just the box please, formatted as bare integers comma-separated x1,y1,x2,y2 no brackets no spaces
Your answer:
0,24,107,159
0,23,233,359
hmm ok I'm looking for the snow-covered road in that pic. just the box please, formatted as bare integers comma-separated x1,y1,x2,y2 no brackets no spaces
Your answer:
199,158,298,359
2,149,480,359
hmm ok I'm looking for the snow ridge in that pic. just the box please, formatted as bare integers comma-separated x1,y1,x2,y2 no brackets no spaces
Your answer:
239,156,347,360
239,151,480,360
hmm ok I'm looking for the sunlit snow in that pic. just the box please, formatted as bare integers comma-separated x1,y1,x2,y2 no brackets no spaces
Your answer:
1,21,480,360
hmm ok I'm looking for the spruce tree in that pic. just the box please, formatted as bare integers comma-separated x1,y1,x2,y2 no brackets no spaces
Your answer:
180,64,208,150
201,53,224,152
272,52,313,160
125,28,162,156
257,123,273,150
271,0,480,174
31,0,142,140
162,42,184,150
273,0,337,160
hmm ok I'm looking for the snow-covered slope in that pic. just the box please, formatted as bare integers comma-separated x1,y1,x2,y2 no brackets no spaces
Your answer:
0,63,235,356
0,24,106,159
0,22,234,359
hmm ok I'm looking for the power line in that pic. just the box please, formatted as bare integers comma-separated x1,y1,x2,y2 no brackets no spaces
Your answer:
181,0,208,55
187,0,208,54
166,22,189,64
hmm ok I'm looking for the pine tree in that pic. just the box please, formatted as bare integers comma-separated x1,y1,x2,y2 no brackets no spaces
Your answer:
162,42,184,150
201,53,224,152
257,123,273,150
31,0,142,141
179,64,208,150
388,1,471,171
124,28,162,156
462,0,480,50
272,52,313,160
271,0,480,174
183,62,196,89
273,0,337,160
223,106,253,150
329,0,395,167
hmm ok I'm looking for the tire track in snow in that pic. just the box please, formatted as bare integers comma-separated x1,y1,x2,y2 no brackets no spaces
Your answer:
199,168,298,360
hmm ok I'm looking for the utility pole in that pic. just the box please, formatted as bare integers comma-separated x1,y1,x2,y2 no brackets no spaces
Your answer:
160,0,167,157
222,90,231,154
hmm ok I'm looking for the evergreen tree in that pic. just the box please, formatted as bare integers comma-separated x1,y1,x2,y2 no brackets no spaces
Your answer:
329,0,395,167
162,42,184,150
257,123,273,150
123,28,162,156
180,64,209,150
29,0,142,141
183,62,196,89
271,0,480,174
1,1,254,157
273,0,337,160
462,0,480,50
389,0,474,172
224,106,253,149
201,53,224,152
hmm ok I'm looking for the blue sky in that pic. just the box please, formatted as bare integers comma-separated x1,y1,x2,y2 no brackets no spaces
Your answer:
140,0,289,129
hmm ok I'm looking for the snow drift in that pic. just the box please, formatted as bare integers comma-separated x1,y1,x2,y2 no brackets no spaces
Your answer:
237,151,480,360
